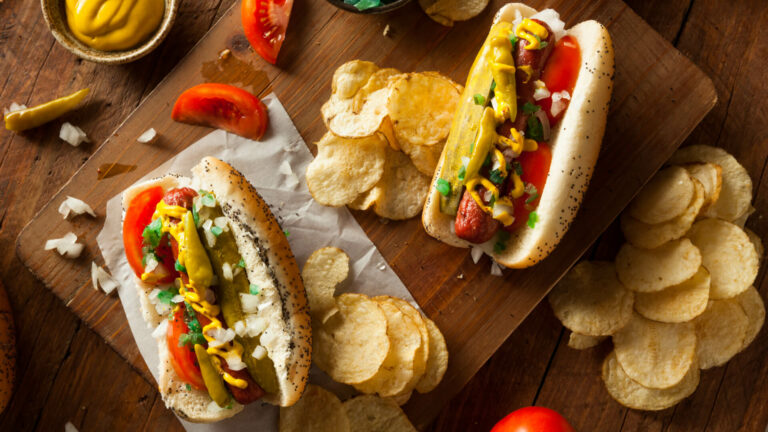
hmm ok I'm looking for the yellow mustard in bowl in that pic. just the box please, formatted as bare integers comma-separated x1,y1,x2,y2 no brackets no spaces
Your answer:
65,0,165,51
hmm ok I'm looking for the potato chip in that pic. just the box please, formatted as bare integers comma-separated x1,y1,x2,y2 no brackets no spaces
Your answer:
306,133,387,207
302,247,349,323
681,163,722,210
383,297,430,393
314,293,390,384
400,138,445,176
343,395,416,432
332,60,379,99
634,266,710,323
602,351,699,411
279,385,350,432
418,0,490,26
348,186,382,211
354,300,421,396
616,239,701,293
687,219,758,299
612,314,696,389
744,228,764,261
568,332,607,350
415,315,448,393
732,205,755,228
734,286,765,352
327,88,391,138
669,145,753,221
391,390,412,406
628,166,695,224
377,116,400,152
620,179,705,249
548,261,634,336
388,73,461,147
370,149,431,220
694,299,748,369
354,68,402,112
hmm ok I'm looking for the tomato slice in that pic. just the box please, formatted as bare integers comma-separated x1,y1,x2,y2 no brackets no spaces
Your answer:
491,406,575,432
167,310,207,391
242,0,294,65
505,142,552,232
171,83,269,140
539,35,581,125
122,186,175,283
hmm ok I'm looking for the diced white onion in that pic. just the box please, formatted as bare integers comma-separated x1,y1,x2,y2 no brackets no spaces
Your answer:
233,320,246,337
490,96,498,111
240,293,260,314
252,346,267,360
524,182,537,195
213,216,229,231
278,160,299,189
233,266,243,278
258,301,273,313
222,262,233,282
58,196,96,219
202,219,213,230
260,330,277,347
59,122,90,147
148,289,172,315
91,263,118,294
151,320,169,339
534,109,551,141
171,295,184,303
144,255,159,273
470,246,484,264
245,316,268,337
137,128,157,144
91,262,99,291
223,351,247,371
550,90,571,119
461,156,470,167
206,327,236,348
483,189,493,202
4,102,27,115
490,261,504,277
204,230,216,248
533,80,550,101
531,9,566,41
44,232,84,258
492,203,514,222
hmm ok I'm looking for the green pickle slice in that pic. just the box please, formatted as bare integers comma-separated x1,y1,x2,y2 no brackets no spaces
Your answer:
194,344,231,408
201,205,280,395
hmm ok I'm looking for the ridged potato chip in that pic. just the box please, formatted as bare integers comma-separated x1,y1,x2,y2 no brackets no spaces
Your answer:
388,72,461,147
343,395,416,432
415,315,448,394
634,266,710,323
628,166,695,224
332,60,379,99
306,133,388,207
418,0,490,26
687,219,758,299
399,138,445,176
354,300,421,397
735,286,765,352
303,247,349,323
280,385,350,432
354,68,402,112
548,261,634,336
314,293,390,384
620,179,705,249
616,239,701,293
327,88,390,138
369,149,432,220
612,314,696,389
681,162,722,211
384,297,429,393
744,228,764,262
669,145,753,221
602,351,699,411
568,332,607,350
694,299,748,369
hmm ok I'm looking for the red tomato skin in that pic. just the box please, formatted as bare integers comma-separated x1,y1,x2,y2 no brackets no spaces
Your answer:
172,83,268,140
122,186,176,284
504,143,552,232
242,0,294,65
491,406,575,432
539,35,581,125
167,310,207,391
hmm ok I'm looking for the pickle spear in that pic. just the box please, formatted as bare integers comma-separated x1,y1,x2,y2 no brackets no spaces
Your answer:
200,206,280,395
439,22,515,215
194,344,231,408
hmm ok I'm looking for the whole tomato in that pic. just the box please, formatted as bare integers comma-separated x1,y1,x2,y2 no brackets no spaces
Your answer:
491,406,575,432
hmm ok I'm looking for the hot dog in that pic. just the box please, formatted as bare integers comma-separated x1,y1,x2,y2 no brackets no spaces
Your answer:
121,157,311,422
423,3,615,269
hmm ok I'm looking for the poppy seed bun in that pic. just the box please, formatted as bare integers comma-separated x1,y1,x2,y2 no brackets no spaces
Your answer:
422,3,615,268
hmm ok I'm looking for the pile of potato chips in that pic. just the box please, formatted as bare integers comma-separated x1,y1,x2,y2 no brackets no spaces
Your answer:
280,385,416,432
307,60,462,220
301,247,448,405
548,145,765,411
418,0,490,27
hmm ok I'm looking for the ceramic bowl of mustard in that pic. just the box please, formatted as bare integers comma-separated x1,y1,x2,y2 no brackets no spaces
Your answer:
41,0,180,65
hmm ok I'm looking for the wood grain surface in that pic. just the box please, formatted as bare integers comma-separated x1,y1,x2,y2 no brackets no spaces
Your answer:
1,0,764,431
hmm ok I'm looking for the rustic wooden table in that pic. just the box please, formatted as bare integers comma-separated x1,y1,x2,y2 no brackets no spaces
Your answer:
0,0,765,431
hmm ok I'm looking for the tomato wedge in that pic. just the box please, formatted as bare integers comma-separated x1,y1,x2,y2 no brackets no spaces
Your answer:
168,310,206,391
492,406,575,432
242,0,294,65
172,83,269,140
539,35,581,125
122,186,175,283
505,142,552,232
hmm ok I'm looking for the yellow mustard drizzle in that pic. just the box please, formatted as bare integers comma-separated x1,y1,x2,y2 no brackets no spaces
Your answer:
518,65,533,83
515,19,549,50
467,177,499,213
147,201,249,390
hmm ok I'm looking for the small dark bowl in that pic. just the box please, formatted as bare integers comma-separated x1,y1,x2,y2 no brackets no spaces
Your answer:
325,0,412,14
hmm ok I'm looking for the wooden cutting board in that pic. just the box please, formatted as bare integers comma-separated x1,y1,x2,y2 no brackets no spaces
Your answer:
16,0,715,428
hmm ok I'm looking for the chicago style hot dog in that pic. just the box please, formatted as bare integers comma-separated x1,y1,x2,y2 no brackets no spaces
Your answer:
423,3,615,268
121,157,311,422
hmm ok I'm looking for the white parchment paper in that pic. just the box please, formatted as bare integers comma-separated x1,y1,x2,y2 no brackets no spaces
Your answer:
96,95,416,431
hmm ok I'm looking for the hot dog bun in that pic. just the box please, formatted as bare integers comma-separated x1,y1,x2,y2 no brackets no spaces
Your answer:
422,3,615,268
121,157,311,422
